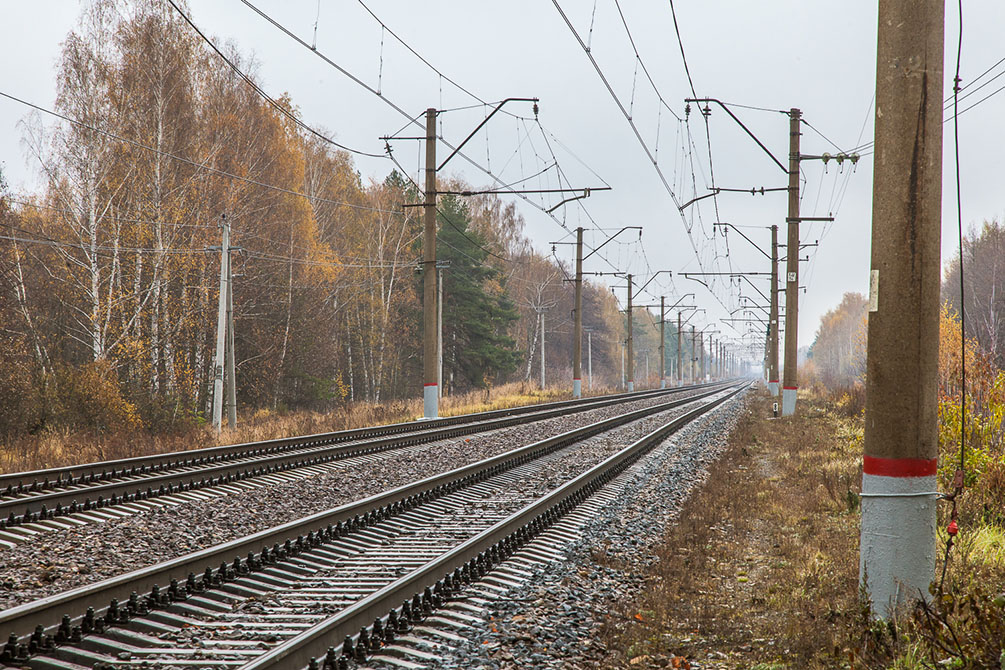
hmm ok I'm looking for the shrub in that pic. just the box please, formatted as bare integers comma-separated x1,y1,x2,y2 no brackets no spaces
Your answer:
52,360,141,433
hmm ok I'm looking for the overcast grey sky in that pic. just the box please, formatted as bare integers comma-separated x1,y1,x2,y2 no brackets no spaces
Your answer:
2,1,1004,356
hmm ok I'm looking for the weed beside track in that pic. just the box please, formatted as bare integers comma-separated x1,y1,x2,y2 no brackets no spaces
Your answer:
603,388,1005,670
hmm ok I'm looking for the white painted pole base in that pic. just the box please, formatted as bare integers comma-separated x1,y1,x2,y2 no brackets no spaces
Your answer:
860,472,937,618
626,381,635,392
573,379,582,398
660,379,666,389
767,381,780,396
781,387,797,416
423,384,438,419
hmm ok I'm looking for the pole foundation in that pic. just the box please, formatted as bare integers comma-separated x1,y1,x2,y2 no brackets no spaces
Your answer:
423,384,438,419
573,378,582,398
781,387,797,416
627,381,634,392
660,379,666,389
860,463,937,618
768,381,780,396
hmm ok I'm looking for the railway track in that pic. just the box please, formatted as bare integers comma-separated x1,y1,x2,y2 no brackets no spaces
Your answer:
0,382,746,669
0,385,716,545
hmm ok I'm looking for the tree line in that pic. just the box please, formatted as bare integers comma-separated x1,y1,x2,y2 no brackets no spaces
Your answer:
807,218,1005,390
0,0,691,439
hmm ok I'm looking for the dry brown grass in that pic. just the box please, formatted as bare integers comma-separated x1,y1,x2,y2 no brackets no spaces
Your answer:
601,389,866,669
601,389,1005,670
0,380,611,474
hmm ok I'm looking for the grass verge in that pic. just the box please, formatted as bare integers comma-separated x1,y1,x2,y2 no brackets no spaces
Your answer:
602,388,1005,669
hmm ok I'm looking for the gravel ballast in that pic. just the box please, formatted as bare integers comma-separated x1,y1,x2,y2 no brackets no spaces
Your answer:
0,387,719,610
423,388,749,670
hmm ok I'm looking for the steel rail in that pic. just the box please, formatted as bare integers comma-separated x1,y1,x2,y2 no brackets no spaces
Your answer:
244,383,748,669
0,383,734,650
0,385,719,526
0,385,686,491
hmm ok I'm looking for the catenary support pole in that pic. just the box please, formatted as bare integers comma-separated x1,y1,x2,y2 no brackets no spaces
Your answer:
859,0,944,619
700,332,705,382
768,224,781,395
687,327,695,385
225,239,237,428
423,108,438,418
437,266,443,398
212,215,229,433
659,296,666,388
626,274,634,392
690,326,696,384
573,227,584,397
620,340,625,389
677,312,682,386
587,330,593,391
782,108,801,415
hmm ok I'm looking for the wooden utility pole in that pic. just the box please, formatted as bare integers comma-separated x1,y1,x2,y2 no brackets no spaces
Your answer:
782,109,801,415
212,215,230,433
659,296,666,389
573,227,584,398
423,108,438,418
859,0,944,619
626,274,634,391
768,224,780,396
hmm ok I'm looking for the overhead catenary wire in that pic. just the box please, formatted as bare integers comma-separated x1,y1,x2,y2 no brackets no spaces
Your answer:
385,150,514,264
341,7,623,281
549,0,709,279
0,91,402,216
166,0,386,159
240,0,624,279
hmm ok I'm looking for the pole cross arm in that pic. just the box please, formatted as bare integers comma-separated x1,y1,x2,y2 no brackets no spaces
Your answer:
684,97,788,174
437,97,539,171
713,222,770,260
438,186,610,197
680,308,705,327
546,188,608,213
583,227,642,262
680,186,789,210
666,293,695,311
632,270,673,300
680,272,770,276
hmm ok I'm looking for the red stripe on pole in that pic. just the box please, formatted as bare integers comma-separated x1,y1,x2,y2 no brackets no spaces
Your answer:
863,455,938,477
573,378,581,381
769,379,779,383
782,385,798,390
423,383,438,387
